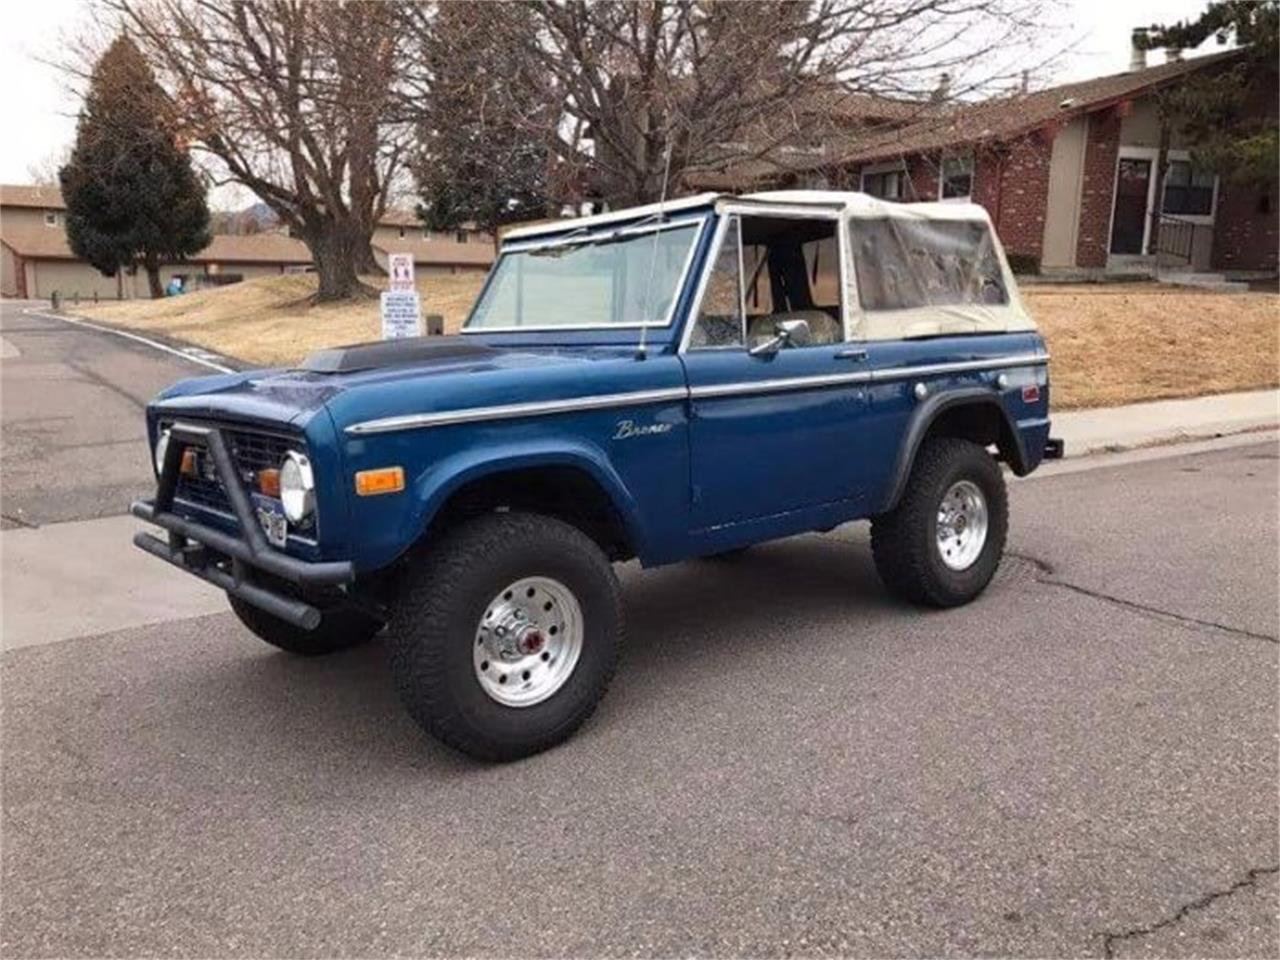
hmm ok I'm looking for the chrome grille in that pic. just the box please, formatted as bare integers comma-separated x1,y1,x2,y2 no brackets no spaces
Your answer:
167,423,306,524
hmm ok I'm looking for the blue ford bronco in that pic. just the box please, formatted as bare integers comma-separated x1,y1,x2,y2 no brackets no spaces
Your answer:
134,190,1061,760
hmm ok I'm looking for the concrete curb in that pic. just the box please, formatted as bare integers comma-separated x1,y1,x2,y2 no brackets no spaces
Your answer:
1052,389,1279,457
30,305,244,373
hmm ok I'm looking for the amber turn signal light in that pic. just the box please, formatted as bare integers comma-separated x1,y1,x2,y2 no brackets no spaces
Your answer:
180,449,197,476
257,467,281,497
355,466,406,497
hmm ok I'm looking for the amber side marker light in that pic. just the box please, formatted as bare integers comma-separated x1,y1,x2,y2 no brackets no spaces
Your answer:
180,449,197,476
257,468,281,497
355,466,406,497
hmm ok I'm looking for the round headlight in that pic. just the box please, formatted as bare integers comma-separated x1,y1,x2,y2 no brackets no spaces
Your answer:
154,429,171,476
279,451,315,523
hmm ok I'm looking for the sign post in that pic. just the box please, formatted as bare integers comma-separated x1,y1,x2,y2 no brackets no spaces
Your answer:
381,252,421,339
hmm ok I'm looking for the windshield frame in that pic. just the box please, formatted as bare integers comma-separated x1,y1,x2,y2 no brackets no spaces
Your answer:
461,215,709,334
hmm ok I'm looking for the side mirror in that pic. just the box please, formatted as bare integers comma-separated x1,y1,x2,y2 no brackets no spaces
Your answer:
749,318,812,357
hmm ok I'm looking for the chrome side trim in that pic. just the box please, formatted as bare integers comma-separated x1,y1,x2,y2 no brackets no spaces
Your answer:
345,387,689,436
870,352,1049,381
344,352,1049,434
688,352,1049,400
691,369,874,398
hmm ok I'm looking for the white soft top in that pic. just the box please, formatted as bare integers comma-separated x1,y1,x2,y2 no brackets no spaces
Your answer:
501,189,1035,341
502,190,996,242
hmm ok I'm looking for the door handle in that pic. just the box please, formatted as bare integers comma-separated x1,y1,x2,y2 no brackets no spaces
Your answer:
834,348,868,361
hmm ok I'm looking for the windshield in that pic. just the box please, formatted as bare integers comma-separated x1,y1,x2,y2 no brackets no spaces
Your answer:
466,220,703,330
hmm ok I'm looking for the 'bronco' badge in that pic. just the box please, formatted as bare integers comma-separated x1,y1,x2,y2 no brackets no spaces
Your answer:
613,419,672,440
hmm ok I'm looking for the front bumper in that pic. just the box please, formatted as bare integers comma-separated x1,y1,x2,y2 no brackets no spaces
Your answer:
131,420,353,629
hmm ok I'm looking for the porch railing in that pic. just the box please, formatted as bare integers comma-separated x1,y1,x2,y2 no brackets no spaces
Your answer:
1153,213,1196,266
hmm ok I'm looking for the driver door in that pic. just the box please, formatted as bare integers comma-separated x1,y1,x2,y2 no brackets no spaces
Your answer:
680,208,870,530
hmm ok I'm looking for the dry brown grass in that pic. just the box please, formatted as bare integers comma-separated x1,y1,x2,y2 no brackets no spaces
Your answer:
79,272,484,368
80,274,1279,409
1023,284,1280,409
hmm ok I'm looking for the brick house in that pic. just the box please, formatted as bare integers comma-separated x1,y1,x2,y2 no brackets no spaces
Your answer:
700,47,1278,279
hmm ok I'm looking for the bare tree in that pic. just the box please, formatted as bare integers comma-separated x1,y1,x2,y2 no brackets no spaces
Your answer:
415,0,1052,209
106,0,412,301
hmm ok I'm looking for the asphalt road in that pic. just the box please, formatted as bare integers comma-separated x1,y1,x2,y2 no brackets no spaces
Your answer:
1,300,1277,958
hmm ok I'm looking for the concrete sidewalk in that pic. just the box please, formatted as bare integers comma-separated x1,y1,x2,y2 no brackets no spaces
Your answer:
1053,388,1279,456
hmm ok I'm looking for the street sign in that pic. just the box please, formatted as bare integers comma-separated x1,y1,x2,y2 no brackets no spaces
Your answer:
380,290,422,340
388,252,415,292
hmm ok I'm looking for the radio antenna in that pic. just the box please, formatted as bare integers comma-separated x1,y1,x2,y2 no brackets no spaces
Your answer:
635,135,674,361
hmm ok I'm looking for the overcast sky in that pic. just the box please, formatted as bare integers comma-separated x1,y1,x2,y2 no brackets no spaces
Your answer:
0,0,1224,210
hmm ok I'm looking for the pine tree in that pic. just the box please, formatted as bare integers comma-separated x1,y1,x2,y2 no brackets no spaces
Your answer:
411,2,549,246
1142,1,1279,186
60,36,210,299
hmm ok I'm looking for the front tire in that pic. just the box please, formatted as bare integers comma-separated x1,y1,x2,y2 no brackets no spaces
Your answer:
870,437,1008,608
386,512,623,762
227,594,382,655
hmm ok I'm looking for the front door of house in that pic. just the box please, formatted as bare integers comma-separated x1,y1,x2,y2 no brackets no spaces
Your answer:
1110,157,1152,254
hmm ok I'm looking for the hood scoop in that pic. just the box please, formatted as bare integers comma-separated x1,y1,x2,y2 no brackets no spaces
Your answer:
300,336,499,374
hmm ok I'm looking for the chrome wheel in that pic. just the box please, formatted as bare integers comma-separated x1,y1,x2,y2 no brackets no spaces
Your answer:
935,479,989,571
473,576,583,707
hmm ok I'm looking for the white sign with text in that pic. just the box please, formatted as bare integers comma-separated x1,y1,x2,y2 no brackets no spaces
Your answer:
388,252,415,292
380,290,422,340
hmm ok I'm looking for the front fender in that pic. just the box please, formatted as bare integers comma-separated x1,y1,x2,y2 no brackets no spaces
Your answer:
879,387,1027,514
348,436,649,572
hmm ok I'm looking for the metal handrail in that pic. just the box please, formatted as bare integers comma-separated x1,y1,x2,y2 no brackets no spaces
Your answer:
1153,212,1196,265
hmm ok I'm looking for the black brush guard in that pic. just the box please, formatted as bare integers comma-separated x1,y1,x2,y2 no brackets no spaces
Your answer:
131,421,354,629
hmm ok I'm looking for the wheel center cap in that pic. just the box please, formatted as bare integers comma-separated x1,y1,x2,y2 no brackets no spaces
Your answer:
516,627,545,656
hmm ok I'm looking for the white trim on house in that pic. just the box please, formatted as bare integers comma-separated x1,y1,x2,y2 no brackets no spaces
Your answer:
1160,149,1219,226
1107,146,1161,255
937,151,975,203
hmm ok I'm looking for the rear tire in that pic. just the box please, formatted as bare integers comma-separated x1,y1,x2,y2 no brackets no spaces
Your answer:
228,595,382,656
870,437,1008,608
386,512,623,762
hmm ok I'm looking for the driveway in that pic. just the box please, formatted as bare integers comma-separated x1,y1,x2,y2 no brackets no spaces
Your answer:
1,300,1277,958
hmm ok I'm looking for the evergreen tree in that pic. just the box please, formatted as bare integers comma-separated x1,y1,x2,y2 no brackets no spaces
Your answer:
1142,1,1279,186
411,2,549,244
60,35,210,299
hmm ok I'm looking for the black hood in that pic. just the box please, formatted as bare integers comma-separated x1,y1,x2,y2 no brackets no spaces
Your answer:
300,337,500,374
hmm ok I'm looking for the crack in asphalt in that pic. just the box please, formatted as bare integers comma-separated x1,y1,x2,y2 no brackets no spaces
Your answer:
1101,865,1280,958
1009,552,1279,645
64,359,149,411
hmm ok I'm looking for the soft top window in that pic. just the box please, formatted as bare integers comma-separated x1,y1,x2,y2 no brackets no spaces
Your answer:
850,217,1007,312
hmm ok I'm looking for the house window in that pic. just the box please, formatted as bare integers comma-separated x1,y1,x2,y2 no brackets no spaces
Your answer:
1162,160,1214,217
861,166,906,200
940,153,974,200
43,210,58,227
455,230,469,244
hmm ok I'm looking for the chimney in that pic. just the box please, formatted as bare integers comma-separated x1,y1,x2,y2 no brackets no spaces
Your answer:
1167,47,1184,62
931,72,951,103
1129,28,1148,71
1019,69,1030,95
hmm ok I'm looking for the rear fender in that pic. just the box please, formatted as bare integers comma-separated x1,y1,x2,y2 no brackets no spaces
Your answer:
878,387,1027,514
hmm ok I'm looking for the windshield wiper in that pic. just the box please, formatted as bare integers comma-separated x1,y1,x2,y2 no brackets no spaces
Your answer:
527,211,671,258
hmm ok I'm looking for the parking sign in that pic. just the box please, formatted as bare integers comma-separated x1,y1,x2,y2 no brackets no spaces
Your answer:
388,252,415,292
